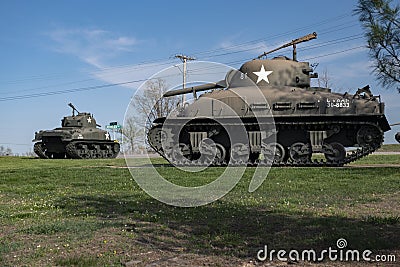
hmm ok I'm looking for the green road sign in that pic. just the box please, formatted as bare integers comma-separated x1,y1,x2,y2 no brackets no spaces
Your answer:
106,125,122,129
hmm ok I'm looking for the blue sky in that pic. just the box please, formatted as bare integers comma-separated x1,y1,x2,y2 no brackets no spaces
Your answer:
1,0,399,154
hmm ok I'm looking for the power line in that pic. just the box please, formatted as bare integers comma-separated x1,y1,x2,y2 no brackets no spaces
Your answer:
189,12,354,57
0,80,146,101
0,46,365,101
0,59,176,85
0,71,185,102
0,12,364,102
302,46,366,61
0,44,365,102
0,60,176,96
0,12,355,86
186,33,367,74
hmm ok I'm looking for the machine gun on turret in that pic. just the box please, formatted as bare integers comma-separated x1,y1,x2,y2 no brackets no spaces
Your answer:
68,103,80,116
256,32,317,61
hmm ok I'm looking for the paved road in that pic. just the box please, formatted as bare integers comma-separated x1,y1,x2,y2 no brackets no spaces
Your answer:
372,151,400,155
117,153,161,159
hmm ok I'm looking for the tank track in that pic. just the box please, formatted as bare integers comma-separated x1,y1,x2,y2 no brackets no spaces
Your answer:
33,142,49,159
65,141,120,159
268,145,375,167
33,140,119,159
148,119,383,167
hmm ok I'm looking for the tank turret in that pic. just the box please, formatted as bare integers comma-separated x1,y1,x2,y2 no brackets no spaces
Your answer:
147,33,391,167
33,103,120,159
239,57,316,88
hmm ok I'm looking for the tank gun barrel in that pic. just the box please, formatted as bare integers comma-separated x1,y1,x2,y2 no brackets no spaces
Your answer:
68,103,80,116
256,32,317,60
163,80,226,98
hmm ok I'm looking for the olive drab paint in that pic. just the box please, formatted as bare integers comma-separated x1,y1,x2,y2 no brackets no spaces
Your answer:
33,103,120,159
147,33,391,167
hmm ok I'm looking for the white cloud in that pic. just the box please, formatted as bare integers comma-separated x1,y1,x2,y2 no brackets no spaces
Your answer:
47,28,138,67
46,27,155,88
47,27,185,90
90,61,173,89
107,37,137,49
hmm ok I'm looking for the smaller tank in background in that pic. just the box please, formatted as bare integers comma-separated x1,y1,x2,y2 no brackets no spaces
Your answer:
33,103,120,159
390,123,400,143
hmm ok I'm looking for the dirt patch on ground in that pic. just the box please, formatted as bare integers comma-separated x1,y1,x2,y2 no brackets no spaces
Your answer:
340,192,400,219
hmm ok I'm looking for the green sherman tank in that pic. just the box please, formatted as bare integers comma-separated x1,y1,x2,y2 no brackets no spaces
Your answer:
33,103,120,159
147,33,391,167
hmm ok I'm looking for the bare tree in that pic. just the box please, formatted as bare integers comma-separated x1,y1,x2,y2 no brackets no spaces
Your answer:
25,150,36,157
0,146,13,156
130,78,179,127
122,116,144,153
354,0,400,91
317,67,332,88
124,78,179,152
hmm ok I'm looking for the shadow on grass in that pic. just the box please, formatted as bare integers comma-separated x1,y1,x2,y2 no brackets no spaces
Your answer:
54,194,400,259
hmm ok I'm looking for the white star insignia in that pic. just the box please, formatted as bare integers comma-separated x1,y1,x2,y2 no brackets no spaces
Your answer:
105,132,110,140
87,117,92,123
253,65,273,84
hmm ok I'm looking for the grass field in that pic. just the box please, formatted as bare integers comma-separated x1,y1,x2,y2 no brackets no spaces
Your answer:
377,144,400,152
0,155,399,266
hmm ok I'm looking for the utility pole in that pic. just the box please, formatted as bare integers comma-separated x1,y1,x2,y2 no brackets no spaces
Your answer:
175,54,195,103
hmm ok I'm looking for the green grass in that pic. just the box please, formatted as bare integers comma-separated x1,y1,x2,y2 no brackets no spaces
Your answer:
378,143,400,152
0,156,399,266
351,153,400,164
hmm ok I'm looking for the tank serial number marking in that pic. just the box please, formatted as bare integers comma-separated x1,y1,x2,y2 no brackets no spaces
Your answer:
327,99,350,108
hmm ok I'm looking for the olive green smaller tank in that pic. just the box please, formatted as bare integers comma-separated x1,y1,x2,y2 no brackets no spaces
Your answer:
33,103,120,159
